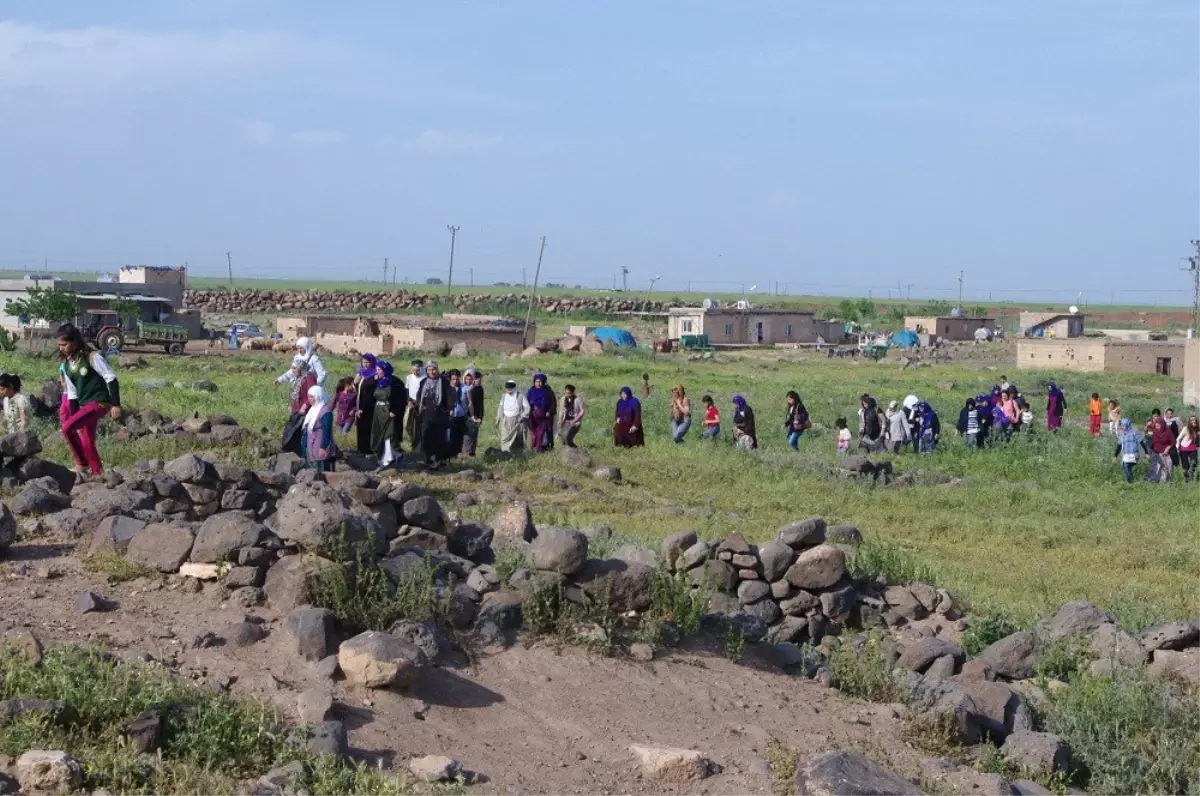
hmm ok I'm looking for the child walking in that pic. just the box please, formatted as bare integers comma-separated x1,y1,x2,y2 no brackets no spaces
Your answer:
835,417,851,455
701,395,720,440
55,323,121,478
1107,399,1121,436
334,377,357,434
1088,393,1103,436
0,374,32,433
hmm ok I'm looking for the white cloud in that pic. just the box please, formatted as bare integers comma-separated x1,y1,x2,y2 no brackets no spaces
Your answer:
241,120,275,145
292,129,345,145
0,20,340,94
392,129,502,155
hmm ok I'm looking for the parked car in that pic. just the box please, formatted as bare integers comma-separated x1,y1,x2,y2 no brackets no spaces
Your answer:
228,323,264,339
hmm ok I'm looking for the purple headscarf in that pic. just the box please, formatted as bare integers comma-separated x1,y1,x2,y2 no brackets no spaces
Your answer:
616,386,640,421
732,395,748,413
527,372,549,411
375,360,394,389
358,353,378,380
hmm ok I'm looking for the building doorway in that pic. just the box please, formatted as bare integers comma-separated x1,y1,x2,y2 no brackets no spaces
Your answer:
1156,357,1172,376
754,320,764,343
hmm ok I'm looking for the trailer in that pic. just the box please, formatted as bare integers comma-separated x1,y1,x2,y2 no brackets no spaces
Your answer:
83,310,189,355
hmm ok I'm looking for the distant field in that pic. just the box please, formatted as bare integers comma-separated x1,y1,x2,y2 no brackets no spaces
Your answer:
2,345,1193,630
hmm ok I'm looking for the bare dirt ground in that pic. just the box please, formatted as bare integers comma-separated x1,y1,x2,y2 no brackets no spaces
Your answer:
0,530,927,795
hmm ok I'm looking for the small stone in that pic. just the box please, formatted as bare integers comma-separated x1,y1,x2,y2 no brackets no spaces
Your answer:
75,589,112,614
315,655,341,680
16,751,83,795
630,643,654,662
338,631,427,689
408,755,463,783
297,687,333,724
629,745,716,782
124,710,164,754
1000,731,1069,777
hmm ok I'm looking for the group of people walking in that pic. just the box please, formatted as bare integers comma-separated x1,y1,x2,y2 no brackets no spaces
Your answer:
275,340,486,472
1114,407,1198,483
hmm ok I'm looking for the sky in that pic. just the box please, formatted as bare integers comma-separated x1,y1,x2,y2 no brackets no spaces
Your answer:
0,1,1197,304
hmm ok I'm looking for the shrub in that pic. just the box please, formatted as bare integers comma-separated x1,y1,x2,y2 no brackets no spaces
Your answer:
962,614,1021,656
846,540,937,590
825,632,902,703
1036,634,1095,683
1042,672,1200,795
305,545,438,634
644,569,708,643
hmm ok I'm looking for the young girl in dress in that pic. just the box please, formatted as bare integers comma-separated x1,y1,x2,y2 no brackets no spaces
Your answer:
55,323,121,478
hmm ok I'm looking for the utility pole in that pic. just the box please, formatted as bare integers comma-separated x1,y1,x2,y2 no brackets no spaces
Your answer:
469,268,474,288
1186,239,1200,333
226,252,233,287
383,258,389,284
522,236,547,348
621,265,629,292
446,225,459,297
956,270,964,311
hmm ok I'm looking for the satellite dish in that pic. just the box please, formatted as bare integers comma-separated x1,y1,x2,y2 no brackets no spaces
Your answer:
1069,305,1079,314
736,299,750,310
748,285,758,292
701,298,713,310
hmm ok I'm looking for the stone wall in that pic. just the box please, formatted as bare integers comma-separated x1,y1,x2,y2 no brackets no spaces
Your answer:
185,289,673,316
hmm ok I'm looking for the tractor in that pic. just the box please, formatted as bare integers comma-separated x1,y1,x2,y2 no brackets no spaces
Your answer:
83,310,189,355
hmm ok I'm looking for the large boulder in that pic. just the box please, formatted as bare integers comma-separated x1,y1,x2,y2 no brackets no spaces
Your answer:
284,606,339,661
661,530,698,571
163,453,216,485
275,482,383,558
264,554,339,612
1038,600,1114,641
16,751,83,796
400,497,445,532
72,486,152,518
189,514,266,563
757,540,794,583
795,751,919,796
559,446,591,469
575,558,653,612
980,632,1040,681
905,676,983,746
0,430,42,458
1138,620,1199,652
999,732,1069,777
530,527,588,575
1088,623,1147,671
897,637,965,673
126,524,195,572
490,501,536,543
961,680,1033,742
15,458,76,495
10,483,69,516
777,518,827,549
337,631,426,689
87,515,146,557
784,545,845,590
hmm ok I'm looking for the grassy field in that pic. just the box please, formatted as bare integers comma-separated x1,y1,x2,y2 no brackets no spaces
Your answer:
3,345,1194,631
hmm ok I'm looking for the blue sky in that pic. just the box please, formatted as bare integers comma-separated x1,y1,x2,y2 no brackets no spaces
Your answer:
0,1,1196,303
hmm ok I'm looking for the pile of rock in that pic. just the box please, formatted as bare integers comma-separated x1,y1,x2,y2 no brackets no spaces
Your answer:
184,288,674,316
111,409,246,445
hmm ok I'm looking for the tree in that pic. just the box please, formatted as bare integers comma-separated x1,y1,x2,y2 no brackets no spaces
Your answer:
5,287,79,328
106,297,140,327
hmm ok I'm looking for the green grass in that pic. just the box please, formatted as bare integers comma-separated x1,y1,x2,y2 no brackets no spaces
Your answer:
2,346,1195,631
0,646,416,795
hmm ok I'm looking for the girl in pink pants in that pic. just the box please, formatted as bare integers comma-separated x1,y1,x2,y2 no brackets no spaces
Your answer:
56,324,122,478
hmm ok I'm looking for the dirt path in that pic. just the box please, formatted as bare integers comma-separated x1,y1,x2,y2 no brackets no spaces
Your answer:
0,531,925,795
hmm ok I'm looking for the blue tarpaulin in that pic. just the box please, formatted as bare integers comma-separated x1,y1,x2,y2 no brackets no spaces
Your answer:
591,327,638,347
890,329,920,349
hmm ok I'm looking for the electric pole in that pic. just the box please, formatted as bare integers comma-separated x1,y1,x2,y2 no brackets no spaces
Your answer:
383,258,389,285
1186,239,1200,333
446,225,459,297
469,268,474,288
522,236,547,348
226,252,233,287
621,265,629,292
957,270,964,311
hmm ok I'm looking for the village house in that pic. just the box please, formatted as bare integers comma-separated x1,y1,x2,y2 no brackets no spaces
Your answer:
277,314,533,356
667,307,844,345
903,315,995,341
1185,339,1200,406
0,266,194,333
1018,311,1086,339
1017,338,1186,376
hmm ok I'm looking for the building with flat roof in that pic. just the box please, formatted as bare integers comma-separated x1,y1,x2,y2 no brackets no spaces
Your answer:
1019,311,1086,339
278,314,533,356
1017,339,1185,376
904,316,995,341
1184,339,1200,407
667,307,843,345
0,268,189,331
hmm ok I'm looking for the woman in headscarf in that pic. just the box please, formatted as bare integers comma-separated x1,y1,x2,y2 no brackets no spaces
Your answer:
280,358,316,455
558,383,585,447
369,360,408,470
353,353,378,454
1146,409,1176,483
732,395,757,450
461,367,485,457
526,373,553,453
1046,381,1066,432
902,394,922,453
302,385,338,472
614,387,645,448
415,361,455,468
885,400,909,453
276,337,327,388
858,395,884,453
917,401,940,454
495,379,530,452
1112,417,1142,483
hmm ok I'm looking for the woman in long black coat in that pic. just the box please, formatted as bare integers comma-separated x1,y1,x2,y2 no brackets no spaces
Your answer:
353,354,378,454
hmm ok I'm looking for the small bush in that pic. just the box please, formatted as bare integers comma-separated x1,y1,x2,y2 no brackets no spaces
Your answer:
962,614,1021,656
1042,671,1200,795
847,540,937,589
305,544,437,634
899,709,965,760
642,569,707,644
85,551,156,584
491,547,530,584
1036,634,1095,683
825,633,902,703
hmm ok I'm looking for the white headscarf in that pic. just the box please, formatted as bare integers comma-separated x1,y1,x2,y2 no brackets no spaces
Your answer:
303,385,328,431
903,394,920,411
296,337,313,359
